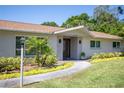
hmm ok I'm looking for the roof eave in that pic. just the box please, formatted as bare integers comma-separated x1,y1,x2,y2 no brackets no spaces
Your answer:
0,28,52,34
54,26,85,34
91,36,123,40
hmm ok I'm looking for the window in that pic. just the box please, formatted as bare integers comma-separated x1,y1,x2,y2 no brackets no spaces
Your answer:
90,40,101,48
96,41,100,48
117,42,120,48
16,36,23,56
113,42,116,48
90,41,95,48
113,42,120,48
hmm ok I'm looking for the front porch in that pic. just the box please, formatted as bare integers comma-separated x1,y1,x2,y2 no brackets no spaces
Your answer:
56,26,90,60
63,37,82,60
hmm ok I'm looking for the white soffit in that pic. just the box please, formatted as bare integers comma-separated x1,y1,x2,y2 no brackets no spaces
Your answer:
54,26,85,34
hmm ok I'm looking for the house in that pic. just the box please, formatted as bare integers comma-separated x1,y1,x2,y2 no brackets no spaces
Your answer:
0,20,124,60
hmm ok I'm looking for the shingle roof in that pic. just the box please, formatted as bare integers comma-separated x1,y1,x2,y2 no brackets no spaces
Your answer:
0,20,65,33
0,20,123,40
89,31,122,40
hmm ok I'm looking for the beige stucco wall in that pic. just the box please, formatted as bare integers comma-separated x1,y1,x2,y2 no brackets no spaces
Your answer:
48,35,58,56
70,37,78,59
0,31,16,57
82,37,123,58
0,31,58,57
70,37,82,59
0,30,123,60
57,36,63,60
77,37,83,59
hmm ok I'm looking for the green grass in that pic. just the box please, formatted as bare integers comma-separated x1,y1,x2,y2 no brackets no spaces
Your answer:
25,58,124,88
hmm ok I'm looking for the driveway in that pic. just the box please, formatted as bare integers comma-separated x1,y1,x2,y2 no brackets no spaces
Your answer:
0,60,91,88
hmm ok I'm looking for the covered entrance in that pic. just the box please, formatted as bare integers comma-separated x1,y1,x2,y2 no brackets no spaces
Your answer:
55,26,86,60
63,37,82,60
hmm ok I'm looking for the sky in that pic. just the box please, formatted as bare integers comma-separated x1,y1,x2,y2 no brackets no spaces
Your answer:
0,5,97,26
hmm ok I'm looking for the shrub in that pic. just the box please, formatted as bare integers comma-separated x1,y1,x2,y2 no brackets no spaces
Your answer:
80,52,85,59
45,55,57,67
24,58,36,66
40,54,57,67
0,57,36,72
91,52,124,60
91,57,124,63
40,54,47,66
0,57,20,72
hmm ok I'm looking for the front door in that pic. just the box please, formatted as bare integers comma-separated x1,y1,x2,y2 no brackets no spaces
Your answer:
63,39,70,60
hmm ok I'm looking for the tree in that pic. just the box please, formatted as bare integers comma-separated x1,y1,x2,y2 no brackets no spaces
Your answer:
41,21,58,27
62,13,90,28
93,5,124,35
94,5,124,21
61,5,124,38
26,37,53,66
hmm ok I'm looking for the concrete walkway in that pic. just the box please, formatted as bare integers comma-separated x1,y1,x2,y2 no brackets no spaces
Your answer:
0,61,91,88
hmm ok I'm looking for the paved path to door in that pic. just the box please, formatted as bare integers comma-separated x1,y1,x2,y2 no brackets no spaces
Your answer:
0,61,91,88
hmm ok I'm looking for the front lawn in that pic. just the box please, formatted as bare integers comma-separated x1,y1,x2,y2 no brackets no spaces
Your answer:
25,57,124,88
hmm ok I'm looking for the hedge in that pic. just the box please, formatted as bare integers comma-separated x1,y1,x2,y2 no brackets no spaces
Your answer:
91,52,124,60
0,57,35,72
91,57,124,63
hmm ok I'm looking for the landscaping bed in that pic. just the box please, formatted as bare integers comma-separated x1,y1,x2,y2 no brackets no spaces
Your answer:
0,61,74,80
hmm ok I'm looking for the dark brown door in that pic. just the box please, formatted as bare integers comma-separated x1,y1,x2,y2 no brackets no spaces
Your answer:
63,39,70,59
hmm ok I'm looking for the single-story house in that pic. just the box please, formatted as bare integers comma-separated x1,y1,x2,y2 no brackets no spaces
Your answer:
0,20,124,60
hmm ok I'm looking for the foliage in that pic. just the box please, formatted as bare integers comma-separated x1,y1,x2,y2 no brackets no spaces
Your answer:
80,52,85,59
91,52,124,60
45,55,57,67
92,5,124,35
61,5,124,38
40,54,57,67
41,21,59,27
24,58,36,65
0,57,37,73
91,57,124,63
62,13,90,28
0,57,20,72
0,62,74,80
26,37,53,66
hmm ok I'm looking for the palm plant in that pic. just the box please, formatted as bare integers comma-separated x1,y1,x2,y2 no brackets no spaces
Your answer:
26,37,52,66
